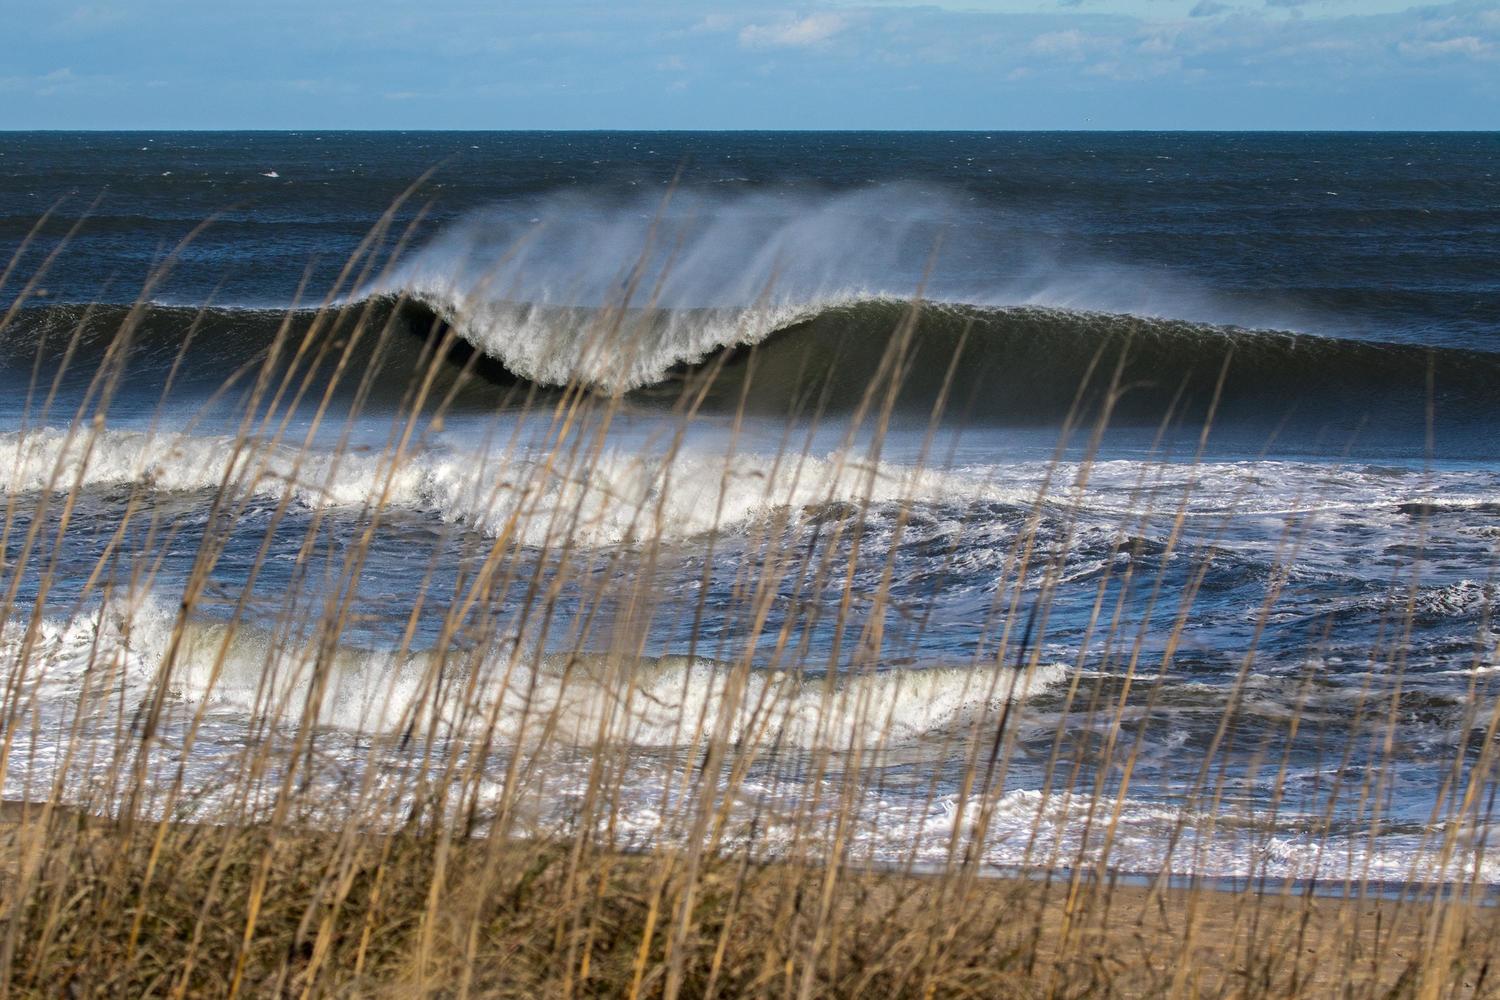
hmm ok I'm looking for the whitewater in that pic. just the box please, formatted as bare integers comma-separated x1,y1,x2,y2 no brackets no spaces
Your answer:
2,131,1498,887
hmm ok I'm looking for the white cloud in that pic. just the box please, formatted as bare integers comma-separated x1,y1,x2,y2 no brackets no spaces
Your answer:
688,13,740,35
1139,32,1177,55
1028,29,1091,58
739,13,850,48
5,0,1499,127
0,68,81,96
1398,35,1493,59
63,5,127,30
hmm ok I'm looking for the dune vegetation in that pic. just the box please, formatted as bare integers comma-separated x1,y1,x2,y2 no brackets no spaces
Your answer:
0,198,1496,999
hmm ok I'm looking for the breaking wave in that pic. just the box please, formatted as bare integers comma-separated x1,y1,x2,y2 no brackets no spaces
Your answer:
13,596,1066,747
9,294,1500,433
6,426,1498,548
4,184,1498,432
0,426,1034,547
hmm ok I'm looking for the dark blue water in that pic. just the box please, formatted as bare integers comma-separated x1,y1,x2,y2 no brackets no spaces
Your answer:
5,132,1498,341
2,132,1498,882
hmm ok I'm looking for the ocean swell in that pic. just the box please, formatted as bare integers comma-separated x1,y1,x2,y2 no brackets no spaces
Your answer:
8,294,1500,435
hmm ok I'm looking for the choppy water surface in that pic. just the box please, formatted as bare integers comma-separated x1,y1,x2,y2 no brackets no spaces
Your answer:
2,132,1497,885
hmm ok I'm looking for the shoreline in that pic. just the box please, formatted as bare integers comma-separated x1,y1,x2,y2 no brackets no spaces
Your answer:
2,796,1494,996
6,798,1488,905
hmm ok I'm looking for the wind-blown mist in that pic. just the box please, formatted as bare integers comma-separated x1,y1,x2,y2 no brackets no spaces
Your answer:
3,132,1499,888
370,183,1296,322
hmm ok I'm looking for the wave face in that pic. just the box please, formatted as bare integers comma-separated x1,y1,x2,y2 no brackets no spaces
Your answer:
4,184,1496,439
8,294,1500,439
361,187,1500,430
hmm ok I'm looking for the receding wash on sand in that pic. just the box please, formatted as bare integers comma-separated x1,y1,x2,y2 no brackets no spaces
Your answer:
0,132,1497,996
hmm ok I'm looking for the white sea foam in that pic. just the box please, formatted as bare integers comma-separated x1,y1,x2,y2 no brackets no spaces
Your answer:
7,596,1495,884
6,595,1066,748
6,427,1499,552
395,289,841,392
487,760,1500,884
0,426,1028,547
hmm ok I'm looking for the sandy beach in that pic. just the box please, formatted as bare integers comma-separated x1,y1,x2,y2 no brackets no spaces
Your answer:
2,798,1494,997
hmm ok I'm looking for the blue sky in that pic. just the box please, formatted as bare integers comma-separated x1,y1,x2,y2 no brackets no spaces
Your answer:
3,0,1497,129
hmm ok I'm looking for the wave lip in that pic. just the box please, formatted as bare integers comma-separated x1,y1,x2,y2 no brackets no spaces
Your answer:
376,284,1500,421
7,184,1500,436
343,187,1500,429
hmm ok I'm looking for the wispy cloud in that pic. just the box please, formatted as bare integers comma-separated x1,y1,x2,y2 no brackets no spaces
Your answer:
2,0,1497,128
62,5,127,30
1189,1,1234,16
1398,34,1493,58
739,13,850,48
0,68,82,96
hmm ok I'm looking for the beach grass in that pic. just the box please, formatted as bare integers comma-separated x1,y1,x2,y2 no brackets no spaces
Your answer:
0,202,1496,998
2,800,1495,998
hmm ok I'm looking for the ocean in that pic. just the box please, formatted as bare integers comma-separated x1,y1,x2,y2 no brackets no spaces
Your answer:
2,131,1498,886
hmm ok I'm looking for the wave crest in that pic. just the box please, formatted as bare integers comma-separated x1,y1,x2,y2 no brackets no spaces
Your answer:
6,295,1500,435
